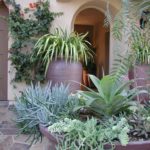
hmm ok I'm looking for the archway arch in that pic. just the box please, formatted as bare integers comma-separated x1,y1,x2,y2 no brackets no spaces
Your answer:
73,7,110,87
71,4,106,31
0,0,9,100
70,0,118,31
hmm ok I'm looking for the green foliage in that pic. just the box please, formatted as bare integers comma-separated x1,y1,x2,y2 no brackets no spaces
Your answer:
75,75,138,118
103,0,112,27
104,0,150,67
122,101,150,140
144,100,150,114
8,0,60,83
129,0,150,20
111,0,150,40
127,112,150,140
111,0,150,65
131,25,150,64
48,117,130,150
111,53,133,80
111,0,130,40
15,82,73,144
33,29,94,74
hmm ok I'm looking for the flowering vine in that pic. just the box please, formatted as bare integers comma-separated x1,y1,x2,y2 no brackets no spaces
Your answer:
6,0,61,84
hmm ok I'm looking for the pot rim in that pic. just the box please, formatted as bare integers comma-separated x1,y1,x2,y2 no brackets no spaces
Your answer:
39,124,150,146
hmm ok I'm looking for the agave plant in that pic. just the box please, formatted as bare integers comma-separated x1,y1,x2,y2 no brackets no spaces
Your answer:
75,75,139,118
33,28,94,73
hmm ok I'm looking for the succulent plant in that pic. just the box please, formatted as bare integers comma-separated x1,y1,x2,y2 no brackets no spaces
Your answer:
128,113,150,140
75,75,139,118
15,82,75,144
48,117,130,150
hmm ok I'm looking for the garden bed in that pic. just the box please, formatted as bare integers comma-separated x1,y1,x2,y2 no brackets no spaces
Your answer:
39,125,150,150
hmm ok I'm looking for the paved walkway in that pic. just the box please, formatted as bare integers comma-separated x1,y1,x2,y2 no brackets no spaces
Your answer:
0,102,47,150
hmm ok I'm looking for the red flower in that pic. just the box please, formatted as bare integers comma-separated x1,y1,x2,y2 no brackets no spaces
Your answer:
29,3,38,9
29,3,34,8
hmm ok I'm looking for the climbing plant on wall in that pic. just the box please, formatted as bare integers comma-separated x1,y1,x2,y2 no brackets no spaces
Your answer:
5,0,61,84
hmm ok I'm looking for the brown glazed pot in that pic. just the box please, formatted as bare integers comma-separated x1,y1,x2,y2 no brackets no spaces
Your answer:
128,64,150,101
39,125,150,150
46,60,82,93
39,125,61,150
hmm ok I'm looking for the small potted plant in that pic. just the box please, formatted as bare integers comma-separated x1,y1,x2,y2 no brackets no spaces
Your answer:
33,28,93,92
128,24,150,101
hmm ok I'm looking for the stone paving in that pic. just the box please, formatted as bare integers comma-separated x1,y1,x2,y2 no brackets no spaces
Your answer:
0,102,47,150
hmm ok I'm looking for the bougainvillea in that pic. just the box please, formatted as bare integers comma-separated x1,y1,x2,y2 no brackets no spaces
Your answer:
6,0,62,84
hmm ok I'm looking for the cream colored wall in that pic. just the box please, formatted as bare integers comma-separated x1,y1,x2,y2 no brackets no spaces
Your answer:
7,0,121,101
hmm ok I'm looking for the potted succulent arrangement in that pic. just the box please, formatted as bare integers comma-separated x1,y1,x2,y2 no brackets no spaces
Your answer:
15,69,150,150
38,74,150,150
33,28,93,92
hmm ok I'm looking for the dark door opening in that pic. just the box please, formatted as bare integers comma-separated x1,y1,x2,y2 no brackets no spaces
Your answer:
74,8,110,88
74,24,96,88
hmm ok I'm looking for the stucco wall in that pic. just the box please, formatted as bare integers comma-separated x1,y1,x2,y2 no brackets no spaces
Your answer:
7,0,121,101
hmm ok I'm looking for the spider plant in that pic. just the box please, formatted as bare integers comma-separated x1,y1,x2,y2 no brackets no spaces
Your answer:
33,28,94,73
131,25,150,64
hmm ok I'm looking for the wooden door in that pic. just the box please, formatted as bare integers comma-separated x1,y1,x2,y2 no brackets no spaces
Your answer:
0,2,8,100
105,31,110,75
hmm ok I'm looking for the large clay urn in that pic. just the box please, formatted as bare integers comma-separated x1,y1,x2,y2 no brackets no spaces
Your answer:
128,64,150,101
46,59,82,93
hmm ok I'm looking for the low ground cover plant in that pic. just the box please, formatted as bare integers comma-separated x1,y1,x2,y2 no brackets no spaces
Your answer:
49,117,130,150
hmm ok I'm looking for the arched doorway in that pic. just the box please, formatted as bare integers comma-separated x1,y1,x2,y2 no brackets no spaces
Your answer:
74,8,110,87
0,1,8,100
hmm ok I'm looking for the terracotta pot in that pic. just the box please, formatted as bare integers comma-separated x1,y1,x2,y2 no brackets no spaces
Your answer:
46,60,82,93
39,125,62,150
128,64,150,101
39,125,150,150
81,69,89,90
105,141,150,150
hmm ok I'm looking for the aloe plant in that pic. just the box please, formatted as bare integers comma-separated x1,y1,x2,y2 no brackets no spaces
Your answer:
33,28,94,73
75,75,139,118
